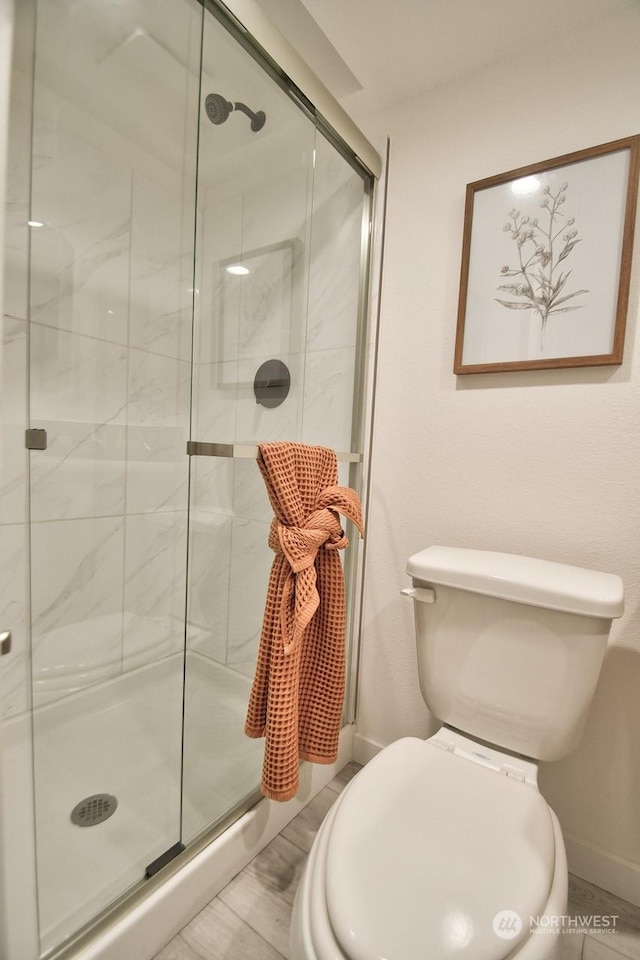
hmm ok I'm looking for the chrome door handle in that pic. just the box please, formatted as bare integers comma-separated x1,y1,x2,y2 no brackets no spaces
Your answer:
0,631,12,655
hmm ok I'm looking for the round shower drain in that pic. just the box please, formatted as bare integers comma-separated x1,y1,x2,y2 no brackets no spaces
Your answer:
70,793,118,827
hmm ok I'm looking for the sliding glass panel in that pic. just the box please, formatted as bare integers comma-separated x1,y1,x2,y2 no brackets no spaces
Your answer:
27,0,201,950
182,7,372,840
182,5,316,841
301,131,373,721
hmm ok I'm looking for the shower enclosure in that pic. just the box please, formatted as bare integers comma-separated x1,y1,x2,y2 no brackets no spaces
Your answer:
0,1,379,957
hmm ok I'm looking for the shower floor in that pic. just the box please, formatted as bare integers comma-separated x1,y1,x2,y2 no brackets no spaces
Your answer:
25,652,262,953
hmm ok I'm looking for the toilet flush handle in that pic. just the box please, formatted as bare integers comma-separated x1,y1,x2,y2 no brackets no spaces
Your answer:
400,587,436,603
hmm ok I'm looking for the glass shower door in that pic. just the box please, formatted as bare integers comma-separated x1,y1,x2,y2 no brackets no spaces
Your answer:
182,7,316,840
26,0,201,950
182,6,372,840
19,0,373,952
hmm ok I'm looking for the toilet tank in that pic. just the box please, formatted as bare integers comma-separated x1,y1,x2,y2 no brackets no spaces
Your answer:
405,547,624,761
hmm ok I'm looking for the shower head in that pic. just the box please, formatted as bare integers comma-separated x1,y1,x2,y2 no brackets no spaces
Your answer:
205,93,233,125
205,93,266,132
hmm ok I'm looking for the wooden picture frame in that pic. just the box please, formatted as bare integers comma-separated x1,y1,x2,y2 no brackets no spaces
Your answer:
453,135,640,374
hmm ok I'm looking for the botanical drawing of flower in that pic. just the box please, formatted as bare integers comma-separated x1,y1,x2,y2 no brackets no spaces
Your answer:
496,181,589,349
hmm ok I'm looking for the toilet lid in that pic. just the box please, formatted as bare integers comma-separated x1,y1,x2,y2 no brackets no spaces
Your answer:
324,738,555,960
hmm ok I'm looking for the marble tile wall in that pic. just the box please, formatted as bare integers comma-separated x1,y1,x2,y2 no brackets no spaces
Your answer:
302,133,365,455
2,84,199,716
25,112,196,708
188,128,369,678
3,69,370,719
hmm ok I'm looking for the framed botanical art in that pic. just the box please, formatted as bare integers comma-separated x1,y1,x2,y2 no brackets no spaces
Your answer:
453,135,640,374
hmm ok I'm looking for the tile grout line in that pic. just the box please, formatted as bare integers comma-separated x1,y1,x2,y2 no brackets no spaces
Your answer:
281,832,313,856
218,895,288,959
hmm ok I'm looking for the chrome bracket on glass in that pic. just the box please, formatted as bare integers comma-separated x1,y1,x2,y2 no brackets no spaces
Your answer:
186,441,362,464
0,631,12,656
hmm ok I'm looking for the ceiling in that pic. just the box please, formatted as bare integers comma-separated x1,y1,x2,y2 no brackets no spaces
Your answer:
260,0,638,124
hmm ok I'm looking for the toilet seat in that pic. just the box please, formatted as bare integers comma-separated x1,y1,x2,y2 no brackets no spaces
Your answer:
299,737,559,960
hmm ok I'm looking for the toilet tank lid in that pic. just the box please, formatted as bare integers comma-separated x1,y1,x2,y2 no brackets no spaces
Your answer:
406,546,624,619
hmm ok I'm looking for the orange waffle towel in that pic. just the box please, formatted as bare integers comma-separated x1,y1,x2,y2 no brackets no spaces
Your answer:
244,442,364,801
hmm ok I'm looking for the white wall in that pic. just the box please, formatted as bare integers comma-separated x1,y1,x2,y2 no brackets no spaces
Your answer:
357,8,640,905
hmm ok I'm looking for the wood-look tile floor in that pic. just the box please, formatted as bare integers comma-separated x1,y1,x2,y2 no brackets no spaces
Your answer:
155,762,640,960
154,763,360,960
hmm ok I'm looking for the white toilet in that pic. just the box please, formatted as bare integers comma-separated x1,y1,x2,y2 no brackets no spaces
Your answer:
290,546,624,960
